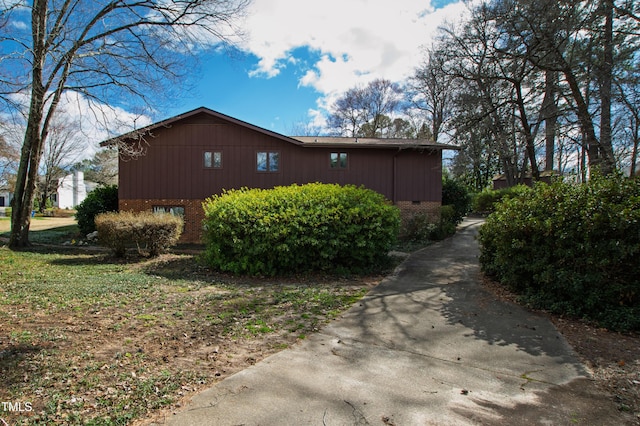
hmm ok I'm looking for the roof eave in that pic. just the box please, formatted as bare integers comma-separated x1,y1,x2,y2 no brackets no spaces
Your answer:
99,106,304,148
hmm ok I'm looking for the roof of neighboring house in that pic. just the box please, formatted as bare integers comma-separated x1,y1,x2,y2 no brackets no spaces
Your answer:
100,107,459,151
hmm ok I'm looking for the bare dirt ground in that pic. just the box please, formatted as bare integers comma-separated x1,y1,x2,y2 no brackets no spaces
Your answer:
482,276,640,425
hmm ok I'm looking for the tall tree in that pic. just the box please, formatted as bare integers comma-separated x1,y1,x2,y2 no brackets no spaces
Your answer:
0,0,248,248
328,79,403,138
73,148,119,186
410,48,454,143
39,113,84,211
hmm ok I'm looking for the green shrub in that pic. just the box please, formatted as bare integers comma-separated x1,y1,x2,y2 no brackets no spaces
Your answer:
76,185,118,235
96,211,183,257
202,183,401,275
478,174,640,331
401,213,438,242
472,185,531,214
442,177,471,224
400,205,459,245
4,207,11,217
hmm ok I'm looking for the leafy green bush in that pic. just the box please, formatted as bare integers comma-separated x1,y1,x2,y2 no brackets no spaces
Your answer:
75,185,118,235
478,174,640,331
442,177,472,224
472,185,531,214
401,213,439,242
96,211,183,257
400,206,459,245
202,183,401,275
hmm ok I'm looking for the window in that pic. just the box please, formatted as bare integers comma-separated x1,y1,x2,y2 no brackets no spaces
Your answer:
257,151,280,172
153,206,185,217
330,152,348,169
204,151,222,168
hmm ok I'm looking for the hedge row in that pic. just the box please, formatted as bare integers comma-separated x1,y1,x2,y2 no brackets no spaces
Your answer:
95,211,183,257
478,175,640,331
201,183,401,275
472,185,531,214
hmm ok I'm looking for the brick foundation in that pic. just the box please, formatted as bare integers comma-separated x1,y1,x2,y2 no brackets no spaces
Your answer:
121,198,443,244
120,199,205,243
395,201,441,224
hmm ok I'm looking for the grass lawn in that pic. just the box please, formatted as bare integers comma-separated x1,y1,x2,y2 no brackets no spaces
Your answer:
0,232,384,424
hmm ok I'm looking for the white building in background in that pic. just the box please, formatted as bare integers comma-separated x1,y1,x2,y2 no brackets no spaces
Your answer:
54,171,97,209
0,190,11,208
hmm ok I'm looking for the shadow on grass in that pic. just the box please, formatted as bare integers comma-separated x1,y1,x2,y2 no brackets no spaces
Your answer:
0,344,49,389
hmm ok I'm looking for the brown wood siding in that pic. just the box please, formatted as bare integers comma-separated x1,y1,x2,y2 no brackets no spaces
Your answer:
394,150,442,202
119,112,441,204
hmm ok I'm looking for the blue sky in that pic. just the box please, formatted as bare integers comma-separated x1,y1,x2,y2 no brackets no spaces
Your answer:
163,0,469,136
0,0,469,159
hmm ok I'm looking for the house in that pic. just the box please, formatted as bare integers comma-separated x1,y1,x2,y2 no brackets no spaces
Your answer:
0,189,11,208
102,107,458,243
52,171,98,209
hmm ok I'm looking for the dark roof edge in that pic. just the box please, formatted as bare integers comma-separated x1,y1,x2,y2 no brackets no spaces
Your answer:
290,136,460,150
99,106,304,147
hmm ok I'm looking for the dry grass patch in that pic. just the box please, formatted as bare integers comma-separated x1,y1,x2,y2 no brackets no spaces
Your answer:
0,248,381,425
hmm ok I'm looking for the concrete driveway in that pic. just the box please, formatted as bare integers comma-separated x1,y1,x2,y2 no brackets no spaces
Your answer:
152,218,627,425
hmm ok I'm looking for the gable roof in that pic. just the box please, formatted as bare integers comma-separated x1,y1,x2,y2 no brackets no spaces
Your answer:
100,106,459,151
100,106,302,148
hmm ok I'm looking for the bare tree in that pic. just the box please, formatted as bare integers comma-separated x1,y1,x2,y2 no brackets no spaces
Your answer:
0,120,23,192
410,48,454,143
328,79,404,138
0,0,249,248
0,132,19,190
39,113,85,211
74,148,119,186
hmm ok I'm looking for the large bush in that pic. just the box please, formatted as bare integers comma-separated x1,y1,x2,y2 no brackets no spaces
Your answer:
96,211,183,257
442,176,472,224
472,185,531,214
478,175,640,331
202,183,401,275
75,185,118,235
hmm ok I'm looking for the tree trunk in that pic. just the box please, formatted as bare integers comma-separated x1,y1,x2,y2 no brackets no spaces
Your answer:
9,0,47,248
563,66,602,174
514,80,539,180
630,115,639,177
598,0,616,174
543,71,558,171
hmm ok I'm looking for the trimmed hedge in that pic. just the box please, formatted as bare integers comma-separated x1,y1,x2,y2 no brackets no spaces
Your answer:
478,175,640,331
202,183,401,275
76,185,119,235
96,211,183,257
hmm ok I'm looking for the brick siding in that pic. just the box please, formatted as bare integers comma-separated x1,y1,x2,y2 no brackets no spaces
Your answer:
121,199,443,244
395,201,442,224
120,199,205,243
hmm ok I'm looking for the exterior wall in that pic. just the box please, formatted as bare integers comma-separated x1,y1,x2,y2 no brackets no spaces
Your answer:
119,112,443,203
118,111,445,243
0,192,11,207
56,171,88,208
395,201,442,223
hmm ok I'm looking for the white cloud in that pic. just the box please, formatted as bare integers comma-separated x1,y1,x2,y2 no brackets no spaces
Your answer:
56,92,154,158
242,0,470,97
2,91,153,162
